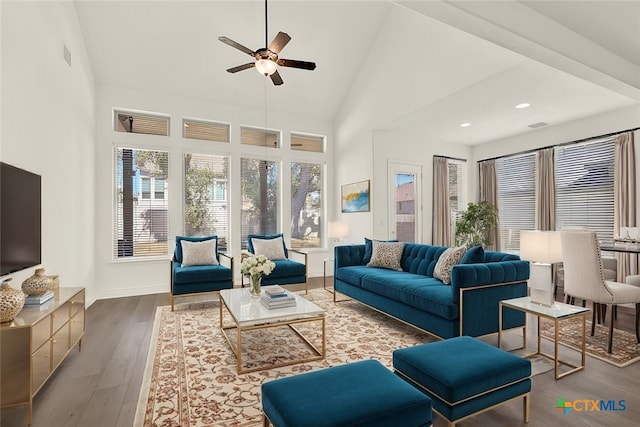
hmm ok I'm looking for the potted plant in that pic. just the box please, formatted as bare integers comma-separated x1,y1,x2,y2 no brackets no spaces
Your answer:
455,201,499,247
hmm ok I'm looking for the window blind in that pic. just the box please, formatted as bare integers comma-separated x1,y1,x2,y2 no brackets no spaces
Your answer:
497,153,536,253
240,158,280,249
241,127,280,148
115,111,169,136
555,139,614,240
183,119,229,142
183,153,229,250
113,148,169,258
291,133,324,153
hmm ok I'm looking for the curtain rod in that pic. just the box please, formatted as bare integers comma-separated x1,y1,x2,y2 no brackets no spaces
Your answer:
434,155,467,162
477,126,640,163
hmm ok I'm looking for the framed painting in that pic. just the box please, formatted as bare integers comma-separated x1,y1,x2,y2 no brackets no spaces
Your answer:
341,180,370,213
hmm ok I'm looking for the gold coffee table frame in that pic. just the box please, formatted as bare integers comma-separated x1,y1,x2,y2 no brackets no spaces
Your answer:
498,296,590,380
219,288,326,374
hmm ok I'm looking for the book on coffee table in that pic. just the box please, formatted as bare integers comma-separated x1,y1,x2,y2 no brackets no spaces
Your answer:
264,285,286,296
260,294,296,309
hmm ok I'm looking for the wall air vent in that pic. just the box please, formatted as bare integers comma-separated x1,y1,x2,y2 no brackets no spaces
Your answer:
528,122,549,129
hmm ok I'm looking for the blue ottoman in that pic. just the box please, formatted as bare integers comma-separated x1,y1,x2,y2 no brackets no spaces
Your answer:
393,336,531,427
261,359,432,427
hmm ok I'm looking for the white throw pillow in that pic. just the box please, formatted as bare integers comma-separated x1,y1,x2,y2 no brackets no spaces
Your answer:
251,237,287,260
433,245,467,285
181,239,219,267
367,240,404,271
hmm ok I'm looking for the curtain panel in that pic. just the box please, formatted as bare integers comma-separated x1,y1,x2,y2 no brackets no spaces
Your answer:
479,159,500,251
535,148,556,231
432,156,450,246
614,132,637,281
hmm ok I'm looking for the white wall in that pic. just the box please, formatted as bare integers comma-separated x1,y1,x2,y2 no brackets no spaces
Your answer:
1,2,96,303
94,84,334,300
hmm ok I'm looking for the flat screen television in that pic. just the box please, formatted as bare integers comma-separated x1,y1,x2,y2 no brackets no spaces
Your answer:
1,162,42,276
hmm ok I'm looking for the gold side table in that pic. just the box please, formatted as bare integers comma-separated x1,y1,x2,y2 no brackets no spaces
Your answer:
498,296,590,380
323,259,334,293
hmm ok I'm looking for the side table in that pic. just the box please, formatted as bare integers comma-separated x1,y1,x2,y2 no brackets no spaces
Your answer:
498,296,590,380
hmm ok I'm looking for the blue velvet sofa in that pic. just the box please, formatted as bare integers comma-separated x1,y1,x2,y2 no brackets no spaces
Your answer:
333,242,529,339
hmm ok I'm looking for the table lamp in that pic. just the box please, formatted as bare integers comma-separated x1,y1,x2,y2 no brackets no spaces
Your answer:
520,230,563,306
328,221,350,244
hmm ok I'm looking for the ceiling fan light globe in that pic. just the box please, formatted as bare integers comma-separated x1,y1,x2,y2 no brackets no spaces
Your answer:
255,58,277,76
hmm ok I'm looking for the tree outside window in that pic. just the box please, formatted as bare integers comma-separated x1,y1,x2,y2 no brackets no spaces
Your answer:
291,162,322,248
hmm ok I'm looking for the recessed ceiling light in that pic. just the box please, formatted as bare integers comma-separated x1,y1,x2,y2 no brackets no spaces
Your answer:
460,122,471,128
515,103,531,109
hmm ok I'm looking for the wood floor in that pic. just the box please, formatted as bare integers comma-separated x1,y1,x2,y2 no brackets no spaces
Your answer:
1,278,639,427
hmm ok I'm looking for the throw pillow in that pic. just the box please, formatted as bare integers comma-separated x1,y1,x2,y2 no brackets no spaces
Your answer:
248,233,288,258
181,239,219,267
433,245,467,285
363,237,399,265
460,245,484,264
251,236,287,260
367,240,405,271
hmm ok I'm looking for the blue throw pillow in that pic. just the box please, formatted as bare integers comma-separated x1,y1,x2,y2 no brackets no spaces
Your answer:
460,245,484,264
248,233,289,258
363,238,399,265
175,235,218,264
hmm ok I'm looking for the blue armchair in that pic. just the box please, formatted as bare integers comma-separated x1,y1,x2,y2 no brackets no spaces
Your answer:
244,233,308,293
170,235,234,311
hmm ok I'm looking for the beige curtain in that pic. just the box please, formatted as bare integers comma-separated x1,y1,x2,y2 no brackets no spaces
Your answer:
535,148,555,231
432,156,450,246
614,132,637,282
479,159,499,251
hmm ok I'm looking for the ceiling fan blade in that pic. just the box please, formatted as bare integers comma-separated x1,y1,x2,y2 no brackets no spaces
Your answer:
277,58,317,71
270,70,284,86
218,36,254,56
268,31,291,54
227,62,255,73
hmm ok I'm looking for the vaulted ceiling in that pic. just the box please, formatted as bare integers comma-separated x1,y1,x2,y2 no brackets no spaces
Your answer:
74,0,640,145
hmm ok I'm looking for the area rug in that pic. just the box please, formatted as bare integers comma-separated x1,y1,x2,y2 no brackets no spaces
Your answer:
134,290,438,427
539,317,640,367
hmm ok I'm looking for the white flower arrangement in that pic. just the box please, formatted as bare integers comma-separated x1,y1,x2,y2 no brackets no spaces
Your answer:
241,254,276,278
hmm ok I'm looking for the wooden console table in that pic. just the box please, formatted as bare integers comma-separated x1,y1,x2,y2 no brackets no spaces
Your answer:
0,287,85,424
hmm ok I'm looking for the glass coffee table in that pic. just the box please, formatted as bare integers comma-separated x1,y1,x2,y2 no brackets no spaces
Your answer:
219,288,326,374
498,296,590,380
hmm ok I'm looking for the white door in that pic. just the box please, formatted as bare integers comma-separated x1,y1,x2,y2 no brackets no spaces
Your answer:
388,162,422,242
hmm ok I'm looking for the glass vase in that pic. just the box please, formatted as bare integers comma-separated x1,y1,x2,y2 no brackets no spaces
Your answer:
250,275,262,298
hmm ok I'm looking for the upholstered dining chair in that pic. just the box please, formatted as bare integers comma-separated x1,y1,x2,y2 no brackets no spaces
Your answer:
244,233,308,293
560,230,640,353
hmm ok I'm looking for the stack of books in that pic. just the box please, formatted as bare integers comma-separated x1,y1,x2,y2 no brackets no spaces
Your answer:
260,286,296,309
24,290,55,306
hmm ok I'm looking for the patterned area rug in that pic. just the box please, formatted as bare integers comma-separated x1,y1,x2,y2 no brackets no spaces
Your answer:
539,316,640,367
134,290,436,427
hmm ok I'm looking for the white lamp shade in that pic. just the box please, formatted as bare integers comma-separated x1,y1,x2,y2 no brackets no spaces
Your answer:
520,231,563,263
255,59,277,76
328,222,350,239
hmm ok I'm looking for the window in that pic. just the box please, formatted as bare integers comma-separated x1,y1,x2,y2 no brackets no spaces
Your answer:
448,160,466,214
114,148,169,258
555,139,614,240
140,177,165,200
291,162,323,248
241,127,280,148
241,158,280,249
114,111,169,136
183,119,229,142
496,153,535,253
183,153,229,250
291,133,324,153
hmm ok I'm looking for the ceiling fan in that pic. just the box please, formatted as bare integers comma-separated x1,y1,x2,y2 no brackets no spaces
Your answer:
218,0,316,86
